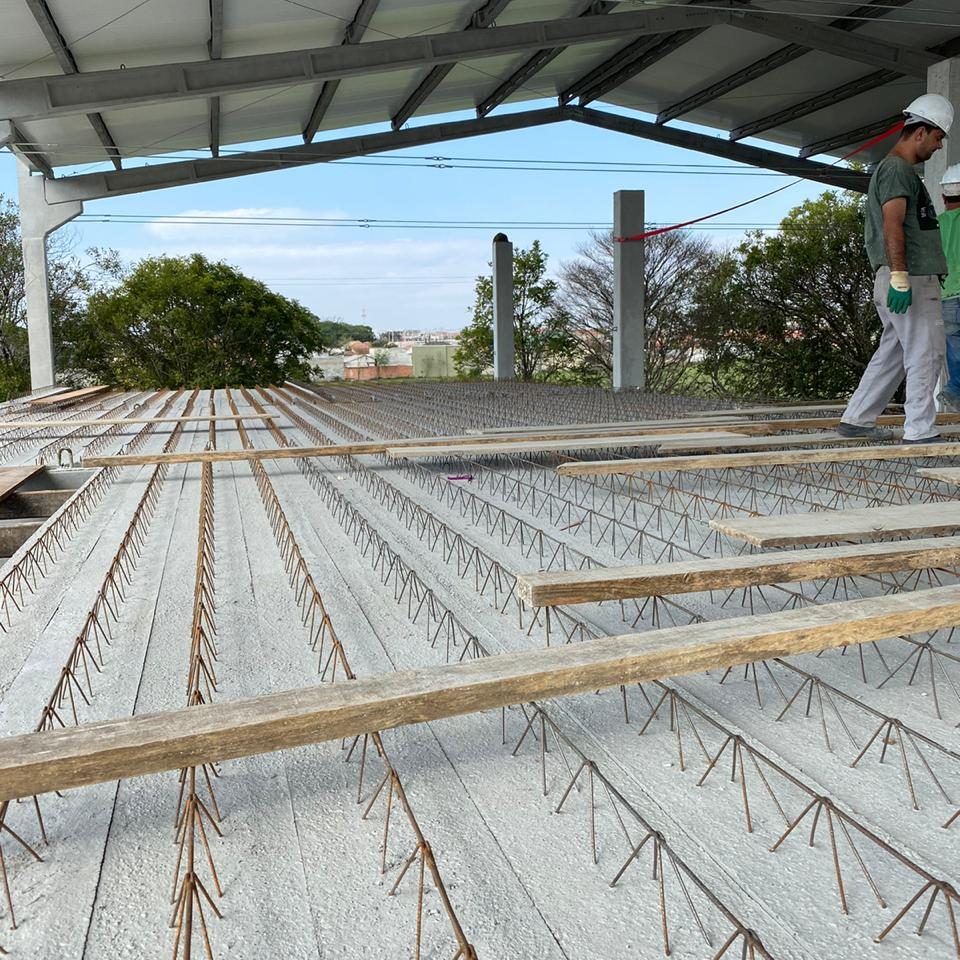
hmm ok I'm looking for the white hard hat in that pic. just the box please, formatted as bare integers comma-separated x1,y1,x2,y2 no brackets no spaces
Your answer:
942,162,960,193
903,93,954,135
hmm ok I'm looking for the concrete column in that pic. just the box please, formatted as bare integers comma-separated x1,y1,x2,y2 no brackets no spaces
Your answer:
492,232,514,380
16,162,83,391
925,57,960,212
612,190,645,391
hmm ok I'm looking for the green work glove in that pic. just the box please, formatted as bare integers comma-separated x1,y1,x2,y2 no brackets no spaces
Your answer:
887,270,912,313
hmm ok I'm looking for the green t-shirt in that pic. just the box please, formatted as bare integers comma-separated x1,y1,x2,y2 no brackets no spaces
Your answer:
864,156,947,276
939,207,960,299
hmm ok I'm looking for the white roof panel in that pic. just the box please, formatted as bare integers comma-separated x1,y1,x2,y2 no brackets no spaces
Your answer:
0,0,957,176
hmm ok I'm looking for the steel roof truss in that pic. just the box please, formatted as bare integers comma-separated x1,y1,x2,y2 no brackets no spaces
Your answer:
570,105,869,192
571,30,708,107
1,120,54,178
657,0,915,125
390,0,514,131
23,0,121,171
303,0,382,143
730,68,899,141
0,5,937,124
799,113,901,159
39,105,869,204
477,0,615,117
208,0,224,157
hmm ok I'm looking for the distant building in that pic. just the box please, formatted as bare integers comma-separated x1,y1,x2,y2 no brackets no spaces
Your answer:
412,344,458,379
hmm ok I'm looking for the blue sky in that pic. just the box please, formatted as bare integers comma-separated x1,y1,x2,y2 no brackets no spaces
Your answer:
0,104,837,334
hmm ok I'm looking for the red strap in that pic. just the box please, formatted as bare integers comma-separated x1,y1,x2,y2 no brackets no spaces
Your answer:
617,119,906,243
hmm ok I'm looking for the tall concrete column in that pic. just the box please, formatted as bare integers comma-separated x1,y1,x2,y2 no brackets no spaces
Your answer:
925,57,960,212
492,232,514,380
16,162,83,391
612,190,645,391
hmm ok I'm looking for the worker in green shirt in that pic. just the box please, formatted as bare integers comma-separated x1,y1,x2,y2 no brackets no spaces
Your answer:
938,163,960,411
839,93,953,443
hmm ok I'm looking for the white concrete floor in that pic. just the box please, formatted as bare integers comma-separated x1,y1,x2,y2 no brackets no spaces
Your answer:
0,384,957,960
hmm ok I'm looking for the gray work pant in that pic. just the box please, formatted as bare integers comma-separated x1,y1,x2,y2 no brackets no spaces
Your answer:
842,267,944,441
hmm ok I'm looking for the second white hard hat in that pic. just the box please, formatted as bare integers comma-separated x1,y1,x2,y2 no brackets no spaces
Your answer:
942,163,960,194
903,93,954,135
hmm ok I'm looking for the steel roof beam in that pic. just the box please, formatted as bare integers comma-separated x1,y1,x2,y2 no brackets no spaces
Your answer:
390,0,514,131
730,68,899,142
303,0,381,143
569,106,870,192
657,0,914,125
562,30,707,107
0,5,937,123
799,113,901,159
42,107,569,203
726,29,960,146
0,121,54,177
23,0,122,170
477,1,615,118
208,0,224,157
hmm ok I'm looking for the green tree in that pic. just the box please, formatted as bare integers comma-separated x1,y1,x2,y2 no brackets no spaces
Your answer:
454,240,574,381
72,254,324,388
556,229,721,390
316,319,375,348
372,348,390,377
0,194,120,398
697,191,877,399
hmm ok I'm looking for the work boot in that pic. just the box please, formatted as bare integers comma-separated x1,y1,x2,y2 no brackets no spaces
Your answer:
939,390,960,413
901,434,951,444
836,422,894,441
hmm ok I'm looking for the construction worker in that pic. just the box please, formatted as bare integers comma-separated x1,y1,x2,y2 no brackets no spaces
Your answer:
938,163,960,411
838,93,953,443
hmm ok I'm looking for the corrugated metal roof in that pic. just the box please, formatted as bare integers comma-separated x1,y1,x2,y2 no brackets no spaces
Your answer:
1,1,957,175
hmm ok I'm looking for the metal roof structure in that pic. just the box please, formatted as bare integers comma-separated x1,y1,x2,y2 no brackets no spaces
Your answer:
3,0,960,198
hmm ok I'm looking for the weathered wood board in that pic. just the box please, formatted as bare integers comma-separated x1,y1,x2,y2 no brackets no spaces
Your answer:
556,441,960,476
516,536,960,606
83,431,742,467
3,586,960,802
917,466,960,484
0,466,43,504
387,432,749,459
656,431,876,454
27,385,110,407
708,502,960,547
0,414,275,430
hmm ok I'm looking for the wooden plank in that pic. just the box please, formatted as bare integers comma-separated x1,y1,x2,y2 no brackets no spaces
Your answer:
0,414,275,430
917,467,960,484
737,414,960,433
656,431,875,454
0,465,42,504
3,585,960,802
83,432,745,468
708,502,960,548
516,536,960,606
476,416,747,435
388,431,750,459
27,385,110,407
556,440,960,476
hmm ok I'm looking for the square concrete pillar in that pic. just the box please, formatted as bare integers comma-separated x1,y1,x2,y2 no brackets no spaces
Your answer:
492,233,514,380
612,190,645,391
16,163,83,391
924,58,960,212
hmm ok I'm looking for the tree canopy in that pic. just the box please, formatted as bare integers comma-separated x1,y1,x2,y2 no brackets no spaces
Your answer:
556,229,720,390
454,240,574,381
696,191,876,399
316,319,375,348
71,254,324,388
